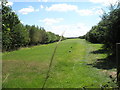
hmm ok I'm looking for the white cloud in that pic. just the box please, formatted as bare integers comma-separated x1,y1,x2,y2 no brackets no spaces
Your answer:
76,8,104,16
20,21,24,24
6,1,13,6
42,0,48,2
89,0,119,6
18,6,35,14
45,3,103,16
40,18,64,25
40,5,44,9
46,4,78,12
76,9,94,16
18,6,41,14
38,0,41,1
44,23,90,37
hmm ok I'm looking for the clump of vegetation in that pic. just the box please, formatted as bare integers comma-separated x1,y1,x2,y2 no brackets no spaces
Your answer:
2,2,64,52
85,2,120,60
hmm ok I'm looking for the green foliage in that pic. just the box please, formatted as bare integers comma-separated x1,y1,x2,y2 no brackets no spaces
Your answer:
79,35,85,39
85,2,120,57
29,25,40,44
102,5,120,55
39,28,48,44
28,26,60,45
85,25,105,43
12,23,30,47
2,3,20,51
46,32,60,43
2,3,62,52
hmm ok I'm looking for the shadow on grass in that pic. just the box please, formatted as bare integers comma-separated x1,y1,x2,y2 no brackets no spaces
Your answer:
87,49,116,70
90,48,108,54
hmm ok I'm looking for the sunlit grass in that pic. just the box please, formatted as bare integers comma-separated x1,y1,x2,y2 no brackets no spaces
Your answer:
2,39,112,88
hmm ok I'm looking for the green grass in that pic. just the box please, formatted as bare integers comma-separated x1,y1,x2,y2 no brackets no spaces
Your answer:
2,39,114,88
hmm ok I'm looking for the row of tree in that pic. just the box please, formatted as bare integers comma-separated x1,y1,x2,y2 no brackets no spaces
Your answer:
84,2,120,58
2,2,63,52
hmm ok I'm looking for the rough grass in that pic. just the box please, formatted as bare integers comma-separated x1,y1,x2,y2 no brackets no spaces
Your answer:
2,39,116,88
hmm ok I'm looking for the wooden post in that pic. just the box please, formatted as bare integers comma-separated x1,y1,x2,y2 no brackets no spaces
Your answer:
116,43,120,87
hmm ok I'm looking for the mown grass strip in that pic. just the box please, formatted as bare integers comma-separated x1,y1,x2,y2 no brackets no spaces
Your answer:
2,39,114,88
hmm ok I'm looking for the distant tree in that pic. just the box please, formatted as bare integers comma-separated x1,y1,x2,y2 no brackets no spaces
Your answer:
39,27,48,44
12,23,30,48
29,25,39,45
79,35,85,39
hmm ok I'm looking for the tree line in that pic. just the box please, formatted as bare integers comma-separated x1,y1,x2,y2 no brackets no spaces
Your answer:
2,2,64,52
80,2,120,59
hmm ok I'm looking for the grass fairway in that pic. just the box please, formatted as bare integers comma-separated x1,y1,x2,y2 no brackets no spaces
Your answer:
2,39,113,88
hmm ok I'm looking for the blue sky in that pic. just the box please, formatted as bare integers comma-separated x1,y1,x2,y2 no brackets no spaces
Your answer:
6,0,118,37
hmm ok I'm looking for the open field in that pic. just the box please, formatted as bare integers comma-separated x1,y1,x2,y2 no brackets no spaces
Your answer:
2,39,116,88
